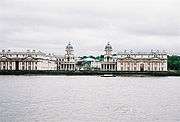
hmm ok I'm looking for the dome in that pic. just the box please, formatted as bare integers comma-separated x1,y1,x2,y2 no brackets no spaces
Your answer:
83,57,95,62
66,42,73,50
105,42,112,51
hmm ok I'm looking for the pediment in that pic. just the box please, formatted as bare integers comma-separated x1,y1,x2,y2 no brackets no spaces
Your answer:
23,56,36,61
0,56,11,61
149,57,162,60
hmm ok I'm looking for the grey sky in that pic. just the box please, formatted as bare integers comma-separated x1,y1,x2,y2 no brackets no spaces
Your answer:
0,0,180,56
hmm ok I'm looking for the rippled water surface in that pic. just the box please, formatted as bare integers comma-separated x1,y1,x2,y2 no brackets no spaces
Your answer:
0,76,180,122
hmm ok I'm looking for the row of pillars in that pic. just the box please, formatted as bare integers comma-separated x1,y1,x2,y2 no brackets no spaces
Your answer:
101,64,116,71
59,64,75,71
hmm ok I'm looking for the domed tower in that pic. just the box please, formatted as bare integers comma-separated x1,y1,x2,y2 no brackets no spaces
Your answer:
101,42,116,71
104,42,113,62
105,42,113,55
58,42,76,71
65,42,74,55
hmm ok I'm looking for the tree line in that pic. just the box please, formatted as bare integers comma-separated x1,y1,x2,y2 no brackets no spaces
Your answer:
168,55,180,70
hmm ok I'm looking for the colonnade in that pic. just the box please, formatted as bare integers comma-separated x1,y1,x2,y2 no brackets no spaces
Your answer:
101,63,116,71
59,63,75,71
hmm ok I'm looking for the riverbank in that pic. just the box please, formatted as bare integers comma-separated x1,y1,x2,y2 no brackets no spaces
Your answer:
0,70,180,76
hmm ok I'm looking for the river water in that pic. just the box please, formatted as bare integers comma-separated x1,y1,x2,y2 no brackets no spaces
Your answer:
0,76,180,122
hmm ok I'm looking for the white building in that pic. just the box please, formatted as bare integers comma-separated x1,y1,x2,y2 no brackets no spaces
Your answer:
0,50,57,70
56,43,76,71
91,59,101,69
100,43,168,72
0,43,168,72
116,51,168,71
100,42,117,71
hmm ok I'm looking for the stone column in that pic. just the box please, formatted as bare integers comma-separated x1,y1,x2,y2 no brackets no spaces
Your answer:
6,61,8,70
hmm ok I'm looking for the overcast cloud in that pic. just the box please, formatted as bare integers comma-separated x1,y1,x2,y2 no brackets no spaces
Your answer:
0,0,180,55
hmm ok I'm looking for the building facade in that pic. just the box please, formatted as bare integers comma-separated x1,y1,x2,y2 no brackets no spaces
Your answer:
56,43,76,71
0,50,57,70
0,43,168,72
100,42,117,71
91,60,101,70
116,51,167,71
100,43,168,72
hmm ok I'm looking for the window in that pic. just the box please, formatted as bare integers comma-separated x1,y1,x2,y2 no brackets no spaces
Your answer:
67,57,70,62
134,67,136,71
121,67,123,71
107,56,110,62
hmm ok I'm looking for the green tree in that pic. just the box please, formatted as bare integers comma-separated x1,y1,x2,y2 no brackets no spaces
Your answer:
168,55,180,70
